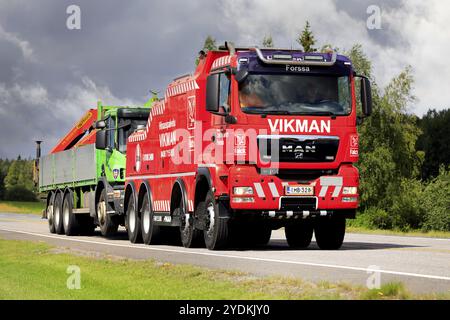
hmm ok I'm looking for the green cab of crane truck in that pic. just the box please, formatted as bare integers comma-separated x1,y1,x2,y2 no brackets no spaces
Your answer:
94,106,150,229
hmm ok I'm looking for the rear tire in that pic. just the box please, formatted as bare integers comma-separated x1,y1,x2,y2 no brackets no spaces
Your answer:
141,195,160,245
126,195,142,243
63,193,79,236
203,191,229,250
53,192,64,235
47,193,56,234
285,220,313,249
97,188,118,237
180,206,204,248
314,217,346,250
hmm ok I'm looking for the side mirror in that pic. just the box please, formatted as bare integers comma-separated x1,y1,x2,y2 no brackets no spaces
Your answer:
95,130,107,150
206,73,220,113
95,120,106,129
235,68,249,83
360,77,372,117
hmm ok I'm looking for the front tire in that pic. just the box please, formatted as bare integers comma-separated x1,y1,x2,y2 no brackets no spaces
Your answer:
53,192,64,235
180,206,204,248
285,220,313,249
203,191,229,250
126,195,142,243
97,188,118,237
314,217,346,250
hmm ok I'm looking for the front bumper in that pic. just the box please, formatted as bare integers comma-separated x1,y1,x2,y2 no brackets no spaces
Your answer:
228,164,359,212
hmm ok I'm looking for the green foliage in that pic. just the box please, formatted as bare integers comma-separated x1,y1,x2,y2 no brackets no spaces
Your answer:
416,109,450,180
262,35,274,48
4,186,36,202
1,157,36,201
297,21,317,52
0,159,11,200
421,167,450,231
196,35,218,65
390,178,425,230
202,35,217,52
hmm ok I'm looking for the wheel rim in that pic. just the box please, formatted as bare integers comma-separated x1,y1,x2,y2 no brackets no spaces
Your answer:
55,205,60,226
63,203,69,229
129,204,136,233
97,200,106,226
205,203,215,237
143,203,150,233
47,205,53,225
181,213,190,236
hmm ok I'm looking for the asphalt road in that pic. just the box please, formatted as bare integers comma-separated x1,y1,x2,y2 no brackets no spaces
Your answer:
0,212,449,294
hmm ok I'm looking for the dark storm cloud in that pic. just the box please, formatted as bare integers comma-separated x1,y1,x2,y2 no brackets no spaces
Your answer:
334,0,408,48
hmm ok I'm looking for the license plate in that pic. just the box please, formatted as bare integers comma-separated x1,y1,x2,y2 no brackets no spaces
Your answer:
285,185,314,196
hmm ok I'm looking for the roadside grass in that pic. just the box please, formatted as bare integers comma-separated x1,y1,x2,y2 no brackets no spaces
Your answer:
1,239,448,300
347,226,450,239
0,201,44,215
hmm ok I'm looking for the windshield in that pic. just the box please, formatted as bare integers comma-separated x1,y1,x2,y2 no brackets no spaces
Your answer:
238,74,351,116
118,118,148,153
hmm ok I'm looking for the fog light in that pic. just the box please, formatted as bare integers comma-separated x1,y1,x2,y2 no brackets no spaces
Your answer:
232,197,255,203
233,187,254,196
342,187,358,195
342,197,358,203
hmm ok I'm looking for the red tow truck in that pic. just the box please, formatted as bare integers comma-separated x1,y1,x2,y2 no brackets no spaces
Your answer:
123,42,372,250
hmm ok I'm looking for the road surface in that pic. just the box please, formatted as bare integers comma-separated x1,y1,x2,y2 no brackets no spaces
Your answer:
0,212,449,294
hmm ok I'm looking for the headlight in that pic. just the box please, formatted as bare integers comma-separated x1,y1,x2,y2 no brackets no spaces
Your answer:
342,187,358,195
233,187,254,196
342,197,358,203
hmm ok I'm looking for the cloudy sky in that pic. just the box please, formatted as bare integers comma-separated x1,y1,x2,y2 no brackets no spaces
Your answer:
0,0,449,158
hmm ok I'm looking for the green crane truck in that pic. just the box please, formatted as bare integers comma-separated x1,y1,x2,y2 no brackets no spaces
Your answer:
37,102,151,236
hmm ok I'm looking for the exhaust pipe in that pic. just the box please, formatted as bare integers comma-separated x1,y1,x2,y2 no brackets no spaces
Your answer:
33,140,42,186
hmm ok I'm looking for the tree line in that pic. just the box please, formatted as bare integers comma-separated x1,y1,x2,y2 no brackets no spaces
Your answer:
0,157,37,201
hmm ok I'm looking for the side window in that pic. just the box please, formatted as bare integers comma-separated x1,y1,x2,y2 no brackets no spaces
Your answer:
219,73,231,110
106,116,116,150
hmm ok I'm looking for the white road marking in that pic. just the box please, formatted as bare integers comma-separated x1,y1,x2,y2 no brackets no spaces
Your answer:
1,227,449,282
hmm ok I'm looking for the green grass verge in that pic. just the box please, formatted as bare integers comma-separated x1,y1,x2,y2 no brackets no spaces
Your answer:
0,239,448,300
0,201,45,215
347,226,450,239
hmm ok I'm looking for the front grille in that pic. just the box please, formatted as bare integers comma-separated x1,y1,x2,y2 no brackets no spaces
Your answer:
258,136,339,163
280,197,316,211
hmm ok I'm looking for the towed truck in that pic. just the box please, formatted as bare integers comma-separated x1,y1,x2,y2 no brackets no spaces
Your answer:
37,102,150,236
121,42,372,250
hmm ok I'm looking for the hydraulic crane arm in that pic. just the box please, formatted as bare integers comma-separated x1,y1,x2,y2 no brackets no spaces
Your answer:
50,109,98,153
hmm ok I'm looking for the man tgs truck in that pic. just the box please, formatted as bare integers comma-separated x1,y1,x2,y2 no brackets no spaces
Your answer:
123,42,372,250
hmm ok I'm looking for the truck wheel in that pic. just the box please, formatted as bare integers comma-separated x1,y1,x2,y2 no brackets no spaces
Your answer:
126,195,142,243
47,193,56,234
63,193,79,236
141,194,160,245
53,192,64,235
179,206,204,248
250,226,272,246
314,217,346,250
285,221,313,249
97,188,118,237
203,191,229,250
